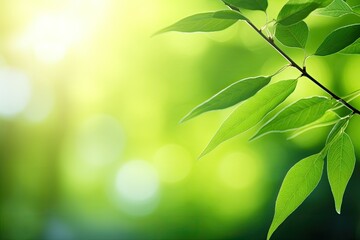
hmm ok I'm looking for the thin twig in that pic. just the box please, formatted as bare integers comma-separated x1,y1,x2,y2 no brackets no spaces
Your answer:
224,3,360,115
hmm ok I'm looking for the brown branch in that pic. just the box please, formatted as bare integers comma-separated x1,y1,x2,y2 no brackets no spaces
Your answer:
224,2,360,115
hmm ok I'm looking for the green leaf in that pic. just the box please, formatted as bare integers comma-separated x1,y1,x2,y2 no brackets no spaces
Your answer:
200,80,297,158
340,38,360,55
314,0,355,17
155,11,247,35
275,21,309,48
327,132,356,214
288,111,340,139
181,76,271,123
267,154,324,240
349,2,360,14
342,89,360,102
253,96,335,139
353,4,360,13
277,0,332,25
326,117,349,144
315,23,360,56
223,0,268,11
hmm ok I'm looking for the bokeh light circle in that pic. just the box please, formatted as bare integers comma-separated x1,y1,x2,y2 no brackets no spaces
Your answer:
115,160,159,203
76,115,124,166
0,67,31,118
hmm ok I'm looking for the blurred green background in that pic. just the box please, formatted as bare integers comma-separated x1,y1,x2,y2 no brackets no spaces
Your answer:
0,0,359,239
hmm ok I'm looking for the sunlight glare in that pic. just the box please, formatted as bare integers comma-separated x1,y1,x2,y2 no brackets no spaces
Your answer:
0,67,31,118
24,89,54,122
113,160,160,216
26,13,84,63
115,160,159,203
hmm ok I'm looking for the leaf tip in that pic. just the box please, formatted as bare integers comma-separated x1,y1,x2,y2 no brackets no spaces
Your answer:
178,117,187,124
198,148,209,160
152,29,167,37
335,204,342,214
179,113,194,124
198,140,218,159
266,230,273,240
249,131,264,142
153,25,176,36
248,135,258,142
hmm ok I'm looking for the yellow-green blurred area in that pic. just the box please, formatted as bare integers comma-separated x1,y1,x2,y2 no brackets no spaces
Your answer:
0,0,359,239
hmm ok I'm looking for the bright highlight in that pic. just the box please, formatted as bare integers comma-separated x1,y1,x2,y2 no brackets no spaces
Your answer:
115,160,159,203
0,67,31,118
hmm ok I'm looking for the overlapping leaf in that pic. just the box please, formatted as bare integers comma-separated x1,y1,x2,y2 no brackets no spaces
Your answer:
354,4,360,13
288,111,340,139
314,0,354,17
267,154,324,240
223,0,268,11
315,23,360,56
253,97,335,139
181,76,271,122
277,0,332,25
326,117,349,144
155,10,247,35
327,132,356,214
343,89,360,102
200,80,297,158
275,21,309,48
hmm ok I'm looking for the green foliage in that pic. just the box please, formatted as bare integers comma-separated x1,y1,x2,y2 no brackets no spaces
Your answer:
267,154,324,240
314,0,355,17
354,4,360,13
159,0,359,238
326,117,349,144
275,21,309,48
200,80,297,158
277,0,332,25
155,11,246,35
181,76,271,123
315,23,360,55
288,111,340,139
253,96,336,139
327,132,356,214
343,89,360,102
222,0,268,11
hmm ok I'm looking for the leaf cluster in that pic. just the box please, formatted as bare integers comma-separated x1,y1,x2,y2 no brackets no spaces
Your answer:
157,0,359,238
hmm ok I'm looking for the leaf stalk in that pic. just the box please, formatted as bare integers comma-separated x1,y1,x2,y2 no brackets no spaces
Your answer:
224,3,360,115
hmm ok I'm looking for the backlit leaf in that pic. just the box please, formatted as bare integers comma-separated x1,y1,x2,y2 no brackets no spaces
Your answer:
223,0,268,11
253,96,335,139
181,76,271,123
288,111,340,139
275,21,309,48
342,89,360,102
326,117,349,145
277,0,332,25
155,11,247,35
314,0,354,17
315,23,360,56
267,154,324,240
327,132,356,214
344,0,360,13
351,3,360,14
200,80,297,158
